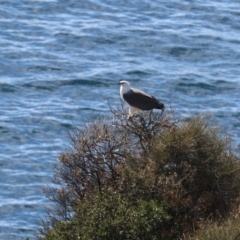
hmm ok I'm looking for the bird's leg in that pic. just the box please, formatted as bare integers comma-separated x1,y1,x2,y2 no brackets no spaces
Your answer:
127,108,133,120
127,115,133,121
129,107,141,117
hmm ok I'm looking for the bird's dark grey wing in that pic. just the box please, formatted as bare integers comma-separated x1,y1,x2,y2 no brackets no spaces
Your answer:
123,89,164,110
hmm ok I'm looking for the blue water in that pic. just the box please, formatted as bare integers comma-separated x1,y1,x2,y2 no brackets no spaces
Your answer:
1,1,240,239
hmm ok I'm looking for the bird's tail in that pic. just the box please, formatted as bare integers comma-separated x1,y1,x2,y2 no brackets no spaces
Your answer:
156,102,164,110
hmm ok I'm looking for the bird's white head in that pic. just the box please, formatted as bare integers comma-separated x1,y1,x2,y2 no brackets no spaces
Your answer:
118,80,131,97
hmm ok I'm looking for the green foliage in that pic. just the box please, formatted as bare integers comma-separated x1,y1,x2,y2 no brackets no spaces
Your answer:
37,109,240,240
149,117,240,218
41,194,170,240
190,215,240,240
144,116,240,236
74,194,169,240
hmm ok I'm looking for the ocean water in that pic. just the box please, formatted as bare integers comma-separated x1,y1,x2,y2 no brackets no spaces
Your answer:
0,1,240,239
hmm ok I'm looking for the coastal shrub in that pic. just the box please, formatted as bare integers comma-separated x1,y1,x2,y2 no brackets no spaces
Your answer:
37,108,240,240
43,193,170,240
147,117,240,234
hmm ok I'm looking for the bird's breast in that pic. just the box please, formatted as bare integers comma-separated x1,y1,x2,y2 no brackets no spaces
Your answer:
120,88,130,99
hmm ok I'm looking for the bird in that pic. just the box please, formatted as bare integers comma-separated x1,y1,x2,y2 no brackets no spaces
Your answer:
118,80,164,119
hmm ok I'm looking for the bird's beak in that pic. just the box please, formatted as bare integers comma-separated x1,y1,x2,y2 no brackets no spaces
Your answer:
118,82,121,85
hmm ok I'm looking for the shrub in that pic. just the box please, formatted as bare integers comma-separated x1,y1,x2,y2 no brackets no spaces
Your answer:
37,108,240,240
147,116,240,234
49,193,170,240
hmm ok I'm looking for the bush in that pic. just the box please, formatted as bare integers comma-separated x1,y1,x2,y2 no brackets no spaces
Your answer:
147,116,240,234
46,193,170,240
37,108,240,240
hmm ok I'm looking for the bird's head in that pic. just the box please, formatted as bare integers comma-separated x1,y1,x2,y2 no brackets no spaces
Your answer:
118,80,131,94
118,80,130,86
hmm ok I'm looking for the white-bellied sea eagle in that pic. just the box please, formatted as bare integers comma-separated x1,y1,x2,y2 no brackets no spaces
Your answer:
118,80,164,119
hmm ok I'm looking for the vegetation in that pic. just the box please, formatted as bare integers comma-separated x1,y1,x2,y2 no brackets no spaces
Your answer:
190,215,240,240
37,107,240,240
